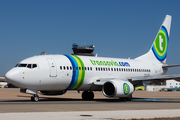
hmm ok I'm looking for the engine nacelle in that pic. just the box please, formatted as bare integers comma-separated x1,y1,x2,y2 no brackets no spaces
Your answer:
102,80,134,97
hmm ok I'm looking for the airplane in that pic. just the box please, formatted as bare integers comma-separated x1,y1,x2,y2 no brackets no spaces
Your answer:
5,15,180,102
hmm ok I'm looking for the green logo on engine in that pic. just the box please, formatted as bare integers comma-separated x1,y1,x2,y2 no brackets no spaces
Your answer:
123,83,130,95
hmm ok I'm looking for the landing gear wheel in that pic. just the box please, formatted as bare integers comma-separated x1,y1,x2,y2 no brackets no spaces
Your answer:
82,91,88,100
82,91,94,100
126,94,132,101
119,95,132,102
119,97,127,102
88,91,94,100
31,95,39,102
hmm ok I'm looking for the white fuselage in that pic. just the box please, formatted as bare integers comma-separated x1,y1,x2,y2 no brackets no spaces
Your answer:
5,54,164,91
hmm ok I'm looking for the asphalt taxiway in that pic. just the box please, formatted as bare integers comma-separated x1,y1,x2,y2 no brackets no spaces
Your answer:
1,88,180,119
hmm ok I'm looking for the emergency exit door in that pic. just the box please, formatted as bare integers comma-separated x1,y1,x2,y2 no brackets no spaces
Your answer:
47,58,57,77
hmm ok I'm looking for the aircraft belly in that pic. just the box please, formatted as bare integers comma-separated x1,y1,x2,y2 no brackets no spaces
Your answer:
53,71,72,90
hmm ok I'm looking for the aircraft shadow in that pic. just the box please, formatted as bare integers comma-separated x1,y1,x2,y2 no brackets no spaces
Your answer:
1,96,180,103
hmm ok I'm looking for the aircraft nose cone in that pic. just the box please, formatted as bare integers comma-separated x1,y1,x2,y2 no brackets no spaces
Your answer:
5,68,20,85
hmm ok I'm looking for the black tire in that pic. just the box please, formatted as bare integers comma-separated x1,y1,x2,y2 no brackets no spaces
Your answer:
88,91,94,100
82,91,88,100
119,95,132,102
31,96,34,101
34,95,39,102
126,95,132,101
31,95,39,102
119,97,126,102
82,91,94,100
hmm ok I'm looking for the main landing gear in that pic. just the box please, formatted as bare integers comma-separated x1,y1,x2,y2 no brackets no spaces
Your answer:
82,91,94,100
119,94,132,102
31,94,39,102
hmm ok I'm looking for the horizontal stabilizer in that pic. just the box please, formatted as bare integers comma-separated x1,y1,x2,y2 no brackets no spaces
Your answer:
162,64,180,68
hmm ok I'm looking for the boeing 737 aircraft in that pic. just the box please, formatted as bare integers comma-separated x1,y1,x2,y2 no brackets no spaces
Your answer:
5,15,180,101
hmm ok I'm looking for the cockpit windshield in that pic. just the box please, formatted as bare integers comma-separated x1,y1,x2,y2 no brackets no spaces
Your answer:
15,63,37,69
18,64,27,67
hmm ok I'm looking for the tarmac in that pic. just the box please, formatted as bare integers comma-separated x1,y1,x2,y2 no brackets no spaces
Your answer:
1,88,180,120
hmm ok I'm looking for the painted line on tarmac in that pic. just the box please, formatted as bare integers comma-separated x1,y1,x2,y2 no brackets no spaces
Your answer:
131,98,180,102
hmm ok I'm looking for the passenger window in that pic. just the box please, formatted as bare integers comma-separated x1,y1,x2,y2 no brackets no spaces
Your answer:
67,66,69,70
96,67,97,71
73,67,75,70
111,68,113,71
60,66,62,70
79,67,81,70
90,67,92,70
70,66,72,70
64,66,66,70
27,64,32,68
76,67,78,70
82,67,84,70
88,67,89,70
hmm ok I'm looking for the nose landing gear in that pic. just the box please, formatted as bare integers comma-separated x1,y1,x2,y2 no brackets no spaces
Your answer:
31,94,39,102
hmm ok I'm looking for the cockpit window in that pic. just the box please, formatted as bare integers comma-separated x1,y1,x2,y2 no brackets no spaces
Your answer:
32,64,37,68
15,64,19,67
18,64,27,67
16,63,37,69
27,64,32,68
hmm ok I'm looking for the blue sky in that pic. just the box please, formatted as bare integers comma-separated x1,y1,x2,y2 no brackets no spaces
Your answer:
1,0,180,76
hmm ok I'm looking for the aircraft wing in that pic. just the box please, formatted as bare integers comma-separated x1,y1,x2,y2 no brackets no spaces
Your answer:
128,74,180,82
93,74,180,86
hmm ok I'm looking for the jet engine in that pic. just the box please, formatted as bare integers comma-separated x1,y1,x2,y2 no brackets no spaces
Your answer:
102,80,134,97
